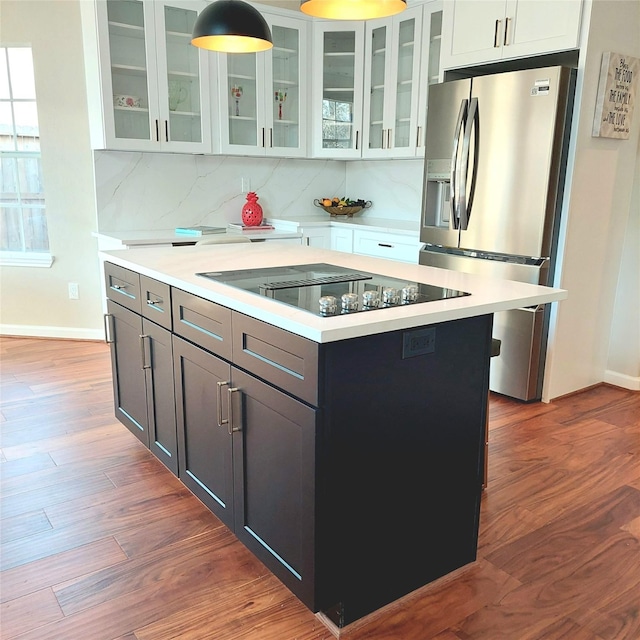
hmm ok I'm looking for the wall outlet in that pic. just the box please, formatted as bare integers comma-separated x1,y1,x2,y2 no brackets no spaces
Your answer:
241,177,251,193
68,282,79,299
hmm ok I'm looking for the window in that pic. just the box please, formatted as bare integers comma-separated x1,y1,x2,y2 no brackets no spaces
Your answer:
322,99,353,149
0,47,51,267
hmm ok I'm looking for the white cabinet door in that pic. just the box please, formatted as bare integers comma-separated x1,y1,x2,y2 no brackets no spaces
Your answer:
153,0,211,153
330,227,354,253
218,13,308,157
362,6,425,159
301,226,331,248
311,21,366,159
91,0,210,152
504,0,583,59
416,3,443,157
441,0,583,70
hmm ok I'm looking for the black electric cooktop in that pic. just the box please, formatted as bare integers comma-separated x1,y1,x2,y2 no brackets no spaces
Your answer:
197,263,469,317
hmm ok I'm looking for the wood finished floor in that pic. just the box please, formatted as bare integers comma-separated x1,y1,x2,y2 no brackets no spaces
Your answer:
1,336,639,640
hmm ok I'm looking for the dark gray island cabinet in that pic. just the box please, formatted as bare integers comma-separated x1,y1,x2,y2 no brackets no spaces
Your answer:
104,260,492,629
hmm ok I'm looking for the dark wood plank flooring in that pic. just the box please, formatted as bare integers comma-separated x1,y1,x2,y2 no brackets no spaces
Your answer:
1,336,639,639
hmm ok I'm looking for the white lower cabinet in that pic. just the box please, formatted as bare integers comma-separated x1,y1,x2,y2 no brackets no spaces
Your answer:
331,227,354,253
352,229,422,263
300,226,332,248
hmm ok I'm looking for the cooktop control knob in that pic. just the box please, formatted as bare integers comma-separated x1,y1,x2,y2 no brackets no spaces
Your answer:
319,295,338,315
341,292,359,311
401,285,419,303
382,287,399,305
362,290,380,308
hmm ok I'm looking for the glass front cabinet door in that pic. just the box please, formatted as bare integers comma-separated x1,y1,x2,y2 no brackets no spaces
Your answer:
218,13,308,157
362,5,425,159
95,0,210,153
311,22,365,159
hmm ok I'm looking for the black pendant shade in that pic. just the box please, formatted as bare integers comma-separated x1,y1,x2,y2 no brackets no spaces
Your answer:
300,0,407,20
191,0,273,53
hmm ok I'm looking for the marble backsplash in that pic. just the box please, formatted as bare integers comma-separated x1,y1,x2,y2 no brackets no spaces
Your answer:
94,150,424,231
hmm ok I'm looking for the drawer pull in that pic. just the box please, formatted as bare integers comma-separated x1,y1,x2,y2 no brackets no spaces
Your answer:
228,387,242,435
217,380,230,427
378,243,393,248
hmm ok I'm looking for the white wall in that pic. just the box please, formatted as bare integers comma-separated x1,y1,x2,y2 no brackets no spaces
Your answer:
544,0,640,398
0,0,103,339
605,132,640,390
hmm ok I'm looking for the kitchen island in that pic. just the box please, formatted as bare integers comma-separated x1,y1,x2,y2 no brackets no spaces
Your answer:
101,243,566,631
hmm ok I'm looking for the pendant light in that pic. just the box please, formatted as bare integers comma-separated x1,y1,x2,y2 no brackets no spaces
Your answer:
191,0,273,53
300,0,407,20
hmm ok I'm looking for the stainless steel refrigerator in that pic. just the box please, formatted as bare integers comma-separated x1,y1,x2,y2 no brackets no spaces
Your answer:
419,66,575,401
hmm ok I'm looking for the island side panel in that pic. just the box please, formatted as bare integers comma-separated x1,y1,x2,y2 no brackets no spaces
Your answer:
316,314,493,627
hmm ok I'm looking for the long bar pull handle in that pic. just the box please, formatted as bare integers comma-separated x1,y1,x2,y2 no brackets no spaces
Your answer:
494,19,502,48
450,99,467,230
416,125,422,148
504,17,510,46
355,130,360,150
387,128,392,150
381,128,386,149
458,97,478,231
104,314,114,344
165,120,169,142
269,128,273,148
216,380,230,427
140,334,151,370
466,97,480,227
227,387,241,435
155,119,160,142
261,127,266,148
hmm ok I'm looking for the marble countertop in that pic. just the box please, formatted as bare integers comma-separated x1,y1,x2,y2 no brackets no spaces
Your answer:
100,243,567,344
94,228,303,246
267,215,420,236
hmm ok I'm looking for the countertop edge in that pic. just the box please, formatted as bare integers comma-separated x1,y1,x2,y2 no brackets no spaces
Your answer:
99,245,567,344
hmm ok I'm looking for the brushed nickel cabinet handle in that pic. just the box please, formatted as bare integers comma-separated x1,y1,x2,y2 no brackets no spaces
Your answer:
140,334,150,370
227,387,241,435
155,119,159,142
504,17,511,46
416,125,422,148
217,380,230,427
387,128,392,149
104,313,114,344
165,120,169,142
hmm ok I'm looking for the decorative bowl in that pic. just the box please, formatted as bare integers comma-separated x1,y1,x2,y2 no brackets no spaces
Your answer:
313,199,372,218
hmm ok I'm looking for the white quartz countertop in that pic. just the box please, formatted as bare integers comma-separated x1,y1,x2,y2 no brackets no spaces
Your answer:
267,215,420,236
93,228,303,246
100,243,567,343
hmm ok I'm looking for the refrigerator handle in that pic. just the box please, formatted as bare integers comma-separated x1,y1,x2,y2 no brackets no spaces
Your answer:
463,97,480,229
450,99,467,230
458,97,477,230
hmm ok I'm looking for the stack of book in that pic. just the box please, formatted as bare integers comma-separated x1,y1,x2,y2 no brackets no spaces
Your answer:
174,226,226,236
227,222,275,232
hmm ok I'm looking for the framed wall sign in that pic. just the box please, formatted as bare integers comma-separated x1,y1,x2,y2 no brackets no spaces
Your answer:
592,52,639,139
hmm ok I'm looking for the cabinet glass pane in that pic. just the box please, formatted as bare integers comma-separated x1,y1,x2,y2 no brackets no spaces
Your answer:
322,31,356,150
368,26,387,150
394,17,415,149
107,0,151,141
164,6,202,143
272,26,299,149
428,11,443,85
227,53,258,146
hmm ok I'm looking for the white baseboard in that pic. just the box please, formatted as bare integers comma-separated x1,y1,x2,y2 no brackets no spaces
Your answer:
604,369,640,391
0,324,104,341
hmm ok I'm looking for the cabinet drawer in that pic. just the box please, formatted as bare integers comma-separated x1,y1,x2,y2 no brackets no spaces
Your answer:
104,262,141,313
232,312,319,406
140,275,172,330
171,288,232,361
352,230,421,263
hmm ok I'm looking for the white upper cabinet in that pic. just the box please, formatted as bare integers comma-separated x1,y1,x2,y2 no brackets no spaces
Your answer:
440,0,583,70
362,6,424,158
217,13,309,157
83,0,211,153
311,21,366,159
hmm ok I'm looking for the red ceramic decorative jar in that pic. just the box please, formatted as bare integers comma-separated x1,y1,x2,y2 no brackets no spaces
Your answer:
241,192,263,227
